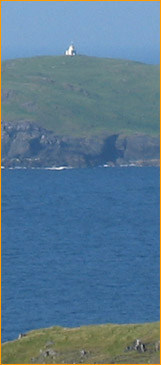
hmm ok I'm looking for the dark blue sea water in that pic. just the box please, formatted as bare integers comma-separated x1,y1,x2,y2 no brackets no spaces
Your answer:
2,167,160,343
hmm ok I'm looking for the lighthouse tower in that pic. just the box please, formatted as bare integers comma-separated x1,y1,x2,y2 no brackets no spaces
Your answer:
65,43,76,56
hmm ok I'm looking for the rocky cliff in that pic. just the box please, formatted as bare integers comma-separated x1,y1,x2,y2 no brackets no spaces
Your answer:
1,121,160,168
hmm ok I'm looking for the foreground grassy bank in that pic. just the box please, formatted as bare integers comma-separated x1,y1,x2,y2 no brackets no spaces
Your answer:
2,322,160,364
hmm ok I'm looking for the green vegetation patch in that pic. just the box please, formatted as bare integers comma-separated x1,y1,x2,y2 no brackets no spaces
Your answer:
1,56,160,137
2,322,160,364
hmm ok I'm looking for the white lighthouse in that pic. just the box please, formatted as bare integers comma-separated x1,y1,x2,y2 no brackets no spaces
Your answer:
65,43,77,56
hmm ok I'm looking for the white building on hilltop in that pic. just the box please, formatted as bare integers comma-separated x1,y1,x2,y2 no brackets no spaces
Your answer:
65,43,77,56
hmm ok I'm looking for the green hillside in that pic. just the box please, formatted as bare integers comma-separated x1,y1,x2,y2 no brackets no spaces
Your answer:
1,55,160,137
2,322,160,364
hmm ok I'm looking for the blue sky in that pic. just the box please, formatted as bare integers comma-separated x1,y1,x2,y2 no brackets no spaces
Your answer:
1,1,160,64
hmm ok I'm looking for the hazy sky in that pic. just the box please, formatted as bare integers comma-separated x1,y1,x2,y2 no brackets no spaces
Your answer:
1,1,160,64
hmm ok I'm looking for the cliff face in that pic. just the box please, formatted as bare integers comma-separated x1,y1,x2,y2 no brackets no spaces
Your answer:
1,121,160,168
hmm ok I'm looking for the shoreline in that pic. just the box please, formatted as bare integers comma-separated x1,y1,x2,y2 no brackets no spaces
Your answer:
2,320,160,345
1,160,160,170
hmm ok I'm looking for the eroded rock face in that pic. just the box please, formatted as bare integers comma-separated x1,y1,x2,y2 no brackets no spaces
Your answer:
1,121,160,168
116,134,160,162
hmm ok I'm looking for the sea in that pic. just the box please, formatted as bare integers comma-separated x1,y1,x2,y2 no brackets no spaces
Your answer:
1,167,160,343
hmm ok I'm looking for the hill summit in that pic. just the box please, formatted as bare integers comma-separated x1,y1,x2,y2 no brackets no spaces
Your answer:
1,56,160,168
2,55,159,136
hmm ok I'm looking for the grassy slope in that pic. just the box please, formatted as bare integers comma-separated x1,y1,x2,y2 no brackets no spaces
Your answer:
1,55,160,137
2,322,160,364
